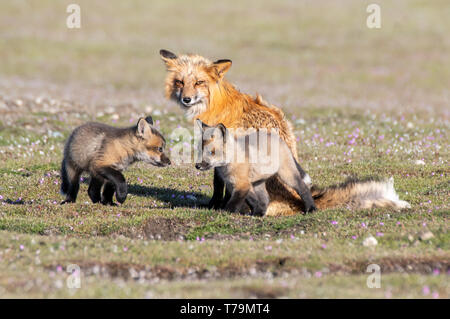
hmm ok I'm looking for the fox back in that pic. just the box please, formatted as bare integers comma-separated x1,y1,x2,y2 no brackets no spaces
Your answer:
64,117,169,173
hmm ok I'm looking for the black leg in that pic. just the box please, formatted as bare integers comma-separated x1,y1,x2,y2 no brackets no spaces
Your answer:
97,167,127,204
221,186,232,208
60,166,81,204
278,163,316,213
245,183,269,216
88,177,103,203
224,187,250,213
101,181,116,206
208,168,225,209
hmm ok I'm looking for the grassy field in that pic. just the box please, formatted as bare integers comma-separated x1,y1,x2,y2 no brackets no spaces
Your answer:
0,0,448,298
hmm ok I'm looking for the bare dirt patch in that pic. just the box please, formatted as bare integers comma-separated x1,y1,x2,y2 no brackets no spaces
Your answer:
44,255,448,283
142,217,198,241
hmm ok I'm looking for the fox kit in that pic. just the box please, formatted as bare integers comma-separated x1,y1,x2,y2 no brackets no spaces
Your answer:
195,120,316,215
60,116,170,205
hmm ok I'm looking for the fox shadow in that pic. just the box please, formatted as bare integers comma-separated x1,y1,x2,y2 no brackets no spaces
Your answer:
127,184,210,208
80,178,210,208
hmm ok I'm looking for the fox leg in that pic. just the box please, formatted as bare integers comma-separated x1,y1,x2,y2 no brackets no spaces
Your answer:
224,183,250,213
88,176,103,203
278,163,316,213
101,181,116,206
97,167,127,204
208,168,225,209
245,183,269,216
60,161,82,204
221,187,232,208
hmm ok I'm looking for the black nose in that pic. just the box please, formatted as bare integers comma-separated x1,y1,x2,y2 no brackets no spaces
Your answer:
182,97,191,104
195,163,201,169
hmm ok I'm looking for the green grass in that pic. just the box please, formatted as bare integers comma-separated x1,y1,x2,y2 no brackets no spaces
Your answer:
0,0,448,298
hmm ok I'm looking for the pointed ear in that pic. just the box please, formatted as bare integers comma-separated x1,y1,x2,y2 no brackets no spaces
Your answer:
216,123,227,138
145,116,153,125
160,49,178,67
196,119,210,130
136,118,150,138
212,59,232,79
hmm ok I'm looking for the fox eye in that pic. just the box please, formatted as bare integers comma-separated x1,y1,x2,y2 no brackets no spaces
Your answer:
158,147,163,152
195,80,205,86
174,79,183,87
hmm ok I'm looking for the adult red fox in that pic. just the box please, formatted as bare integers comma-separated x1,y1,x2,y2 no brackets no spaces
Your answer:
60,116,170,205
160,49,410,215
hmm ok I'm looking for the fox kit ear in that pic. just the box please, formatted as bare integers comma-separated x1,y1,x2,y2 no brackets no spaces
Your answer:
196,119,210,130
212,59,232,79
136,118,150,138
160,49,178,67
216,123,227,138
145,116,153,125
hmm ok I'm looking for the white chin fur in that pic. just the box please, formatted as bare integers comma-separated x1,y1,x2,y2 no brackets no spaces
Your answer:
182,102,207,121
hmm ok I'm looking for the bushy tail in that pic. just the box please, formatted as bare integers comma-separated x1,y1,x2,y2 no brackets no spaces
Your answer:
60,159,70,195
311,177,410,210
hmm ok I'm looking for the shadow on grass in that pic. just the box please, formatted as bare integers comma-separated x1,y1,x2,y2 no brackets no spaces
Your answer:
128,184,210,208
81,178,211,208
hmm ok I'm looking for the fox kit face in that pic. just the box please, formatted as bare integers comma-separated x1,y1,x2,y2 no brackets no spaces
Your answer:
135,116,171,167
160,49,232,119
195,120,227,171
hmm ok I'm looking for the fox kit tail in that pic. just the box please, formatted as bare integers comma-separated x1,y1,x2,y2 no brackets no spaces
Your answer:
311,177,410,210
60,159,70,195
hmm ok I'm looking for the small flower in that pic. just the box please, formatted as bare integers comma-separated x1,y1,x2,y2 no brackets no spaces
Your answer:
361,222,367,228
123,246,128,252
265,245,272,251
321,244,327,249
314,271,322,278
331,221,338,225
351,235,357,240
422,286,430,295
19,245,24,251
433,269,440,276
376,232,384,237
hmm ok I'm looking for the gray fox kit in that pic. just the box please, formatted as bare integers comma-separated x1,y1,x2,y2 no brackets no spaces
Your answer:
195,120,316,215
60,116,170,205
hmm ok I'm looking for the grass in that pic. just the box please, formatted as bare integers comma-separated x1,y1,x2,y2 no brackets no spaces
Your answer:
0,0,448,298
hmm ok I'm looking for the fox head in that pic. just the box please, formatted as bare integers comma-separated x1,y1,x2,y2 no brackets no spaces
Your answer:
135,116,171,167
195,120,228,171
160,49,232,120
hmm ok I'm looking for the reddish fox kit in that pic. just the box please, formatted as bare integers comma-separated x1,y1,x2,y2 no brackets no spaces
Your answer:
195,120,316,216
60,116,170,205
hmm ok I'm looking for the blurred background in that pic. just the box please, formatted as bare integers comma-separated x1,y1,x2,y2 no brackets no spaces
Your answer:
0,0,449,117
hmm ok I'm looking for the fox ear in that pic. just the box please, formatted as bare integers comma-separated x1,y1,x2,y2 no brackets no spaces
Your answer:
145,116,153,125
136,118,150,138
216,123,227,138
196,119,209,130
212,59,232,79
160,49,178,67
